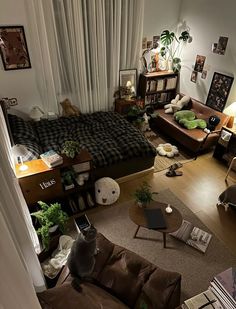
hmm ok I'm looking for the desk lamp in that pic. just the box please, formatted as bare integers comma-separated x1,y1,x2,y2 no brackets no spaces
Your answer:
12,144,29,171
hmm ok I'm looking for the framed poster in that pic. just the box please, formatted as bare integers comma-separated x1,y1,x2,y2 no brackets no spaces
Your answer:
206,72,234,112
0,26,31,70
119,69,137,99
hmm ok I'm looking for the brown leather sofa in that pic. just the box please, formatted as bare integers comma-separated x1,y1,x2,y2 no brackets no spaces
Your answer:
150,95,230,153
38,233,181,309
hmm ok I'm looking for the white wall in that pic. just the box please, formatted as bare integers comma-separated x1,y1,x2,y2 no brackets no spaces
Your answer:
179,0,236,108
143,0,182,40
0,0,42,114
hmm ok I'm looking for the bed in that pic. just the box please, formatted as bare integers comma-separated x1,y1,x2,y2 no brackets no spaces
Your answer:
5,106,156,179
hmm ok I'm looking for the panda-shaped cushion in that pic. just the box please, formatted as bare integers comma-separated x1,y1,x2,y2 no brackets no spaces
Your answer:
95,177,120,205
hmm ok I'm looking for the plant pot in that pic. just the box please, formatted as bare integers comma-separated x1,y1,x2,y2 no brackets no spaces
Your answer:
137,201,147,208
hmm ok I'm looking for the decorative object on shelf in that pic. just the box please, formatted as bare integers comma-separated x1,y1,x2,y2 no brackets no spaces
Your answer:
95,177,120,205
206,72,234,112
31,201,69,251
156,143,179,158
12,144,29,171
60,98,80,117
119,69,137,99
0,26,31,70
224,101,236,128
134,181,157,208
160,28,192,72
75,172,89,186
29,106,44,121
0,97,18,108
61,140,80,158
165,204,173,214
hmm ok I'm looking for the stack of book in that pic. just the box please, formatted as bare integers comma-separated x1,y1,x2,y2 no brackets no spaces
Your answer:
209,267,236,309
40,150,63,168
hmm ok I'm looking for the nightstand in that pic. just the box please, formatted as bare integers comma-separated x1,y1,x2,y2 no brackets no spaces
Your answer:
15,149,94,208
114,98,144,115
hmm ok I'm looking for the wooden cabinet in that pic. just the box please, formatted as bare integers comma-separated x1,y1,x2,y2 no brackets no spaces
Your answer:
138,70,178,107
213,127,236,166
114,98,144,115
15,149,94,212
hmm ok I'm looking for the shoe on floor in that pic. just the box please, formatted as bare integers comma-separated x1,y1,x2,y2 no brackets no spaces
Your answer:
166,169,183,177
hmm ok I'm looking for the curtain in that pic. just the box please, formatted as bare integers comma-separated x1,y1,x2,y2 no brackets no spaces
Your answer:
26,0,144,113
0,107,46,294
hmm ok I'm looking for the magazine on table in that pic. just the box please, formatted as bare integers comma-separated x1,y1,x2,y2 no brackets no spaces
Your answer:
170,219,212,253
184,289,224,309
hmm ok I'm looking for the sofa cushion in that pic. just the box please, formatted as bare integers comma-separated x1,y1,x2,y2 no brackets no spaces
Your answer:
38,280,129,309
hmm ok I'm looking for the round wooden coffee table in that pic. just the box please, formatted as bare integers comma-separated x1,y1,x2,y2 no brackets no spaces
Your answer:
129,200,183,248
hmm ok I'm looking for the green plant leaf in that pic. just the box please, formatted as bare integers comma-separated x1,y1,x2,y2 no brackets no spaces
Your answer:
173,57,181,64
179,30,190,42
160,30,175,46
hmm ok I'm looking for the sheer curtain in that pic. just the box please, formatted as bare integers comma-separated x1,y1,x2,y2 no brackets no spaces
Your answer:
26,0,144,113
0,107,46,296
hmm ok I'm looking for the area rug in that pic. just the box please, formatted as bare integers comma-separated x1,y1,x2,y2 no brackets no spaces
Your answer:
145,131,195,172
85,189,236,302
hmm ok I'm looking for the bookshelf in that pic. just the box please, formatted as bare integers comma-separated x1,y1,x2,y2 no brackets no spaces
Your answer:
138,71,178,108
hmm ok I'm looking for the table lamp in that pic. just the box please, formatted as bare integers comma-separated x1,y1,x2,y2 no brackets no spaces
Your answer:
224,102,236,128
30,106,44,121
12,144,29,171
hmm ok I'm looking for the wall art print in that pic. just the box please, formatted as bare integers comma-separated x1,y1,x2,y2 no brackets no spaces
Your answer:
206,72,234,112
0,26,31,70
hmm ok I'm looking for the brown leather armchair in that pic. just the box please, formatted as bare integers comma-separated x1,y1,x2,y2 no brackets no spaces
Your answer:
38,233,181,309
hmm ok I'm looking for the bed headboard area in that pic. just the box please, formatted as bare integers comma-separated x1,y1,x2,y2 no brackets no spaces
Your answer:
0,100,14,146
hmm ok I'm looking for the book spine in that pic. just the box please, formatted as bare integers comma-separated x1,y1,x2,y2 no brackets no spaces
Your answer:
210,281,235,309
214,278,236,305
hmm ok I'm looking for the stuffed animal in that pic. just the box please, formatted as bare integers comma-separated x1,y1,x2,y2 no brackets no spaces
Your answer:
174,110,207,130
95,177,120,205
164,94,190,114
60,99,80,117
204,115,220,134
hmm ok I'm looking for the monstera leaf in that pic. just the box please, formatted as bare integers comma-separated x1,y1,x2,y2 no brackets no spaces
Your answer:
179,30,191,42
160,30,175,46
172,57,181,73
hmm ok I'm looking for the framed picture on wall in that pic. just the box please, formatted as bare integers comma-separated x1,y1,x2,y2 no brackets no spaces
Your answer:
0,26,31,70
119,69,137,99
206,72,234,112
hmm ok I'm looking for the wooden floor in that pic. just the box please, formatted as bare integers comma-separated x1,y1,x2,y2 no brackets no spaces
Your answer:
117,151,236,256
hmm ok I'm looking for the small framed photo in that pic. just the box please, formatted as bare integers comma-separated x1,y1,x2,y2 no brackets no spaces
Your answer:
190,71,198,83
206,72,234,112
194,55,206,73
0,26,31,70
119,69,137,99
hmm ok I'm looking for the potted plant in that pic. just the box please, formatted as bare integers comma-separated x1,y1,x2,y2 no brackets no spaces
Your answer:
134,182,157,208
61,140,80,158
160,29,192,72
61,168,77,190
31,201,69,250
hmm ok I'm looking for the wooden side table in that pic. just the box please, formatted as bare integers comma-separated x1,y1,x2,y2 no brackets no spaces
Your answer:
129,201,183,248
114,98,144,115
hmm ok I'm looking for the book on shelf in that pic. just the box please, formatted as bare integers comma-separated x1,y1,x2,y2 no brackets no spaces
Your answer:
149,80,157,92
210,267,236,308
166,76,178,89
40,150,63,168
156,79,165,91
170,219,212,253
184,289,224,309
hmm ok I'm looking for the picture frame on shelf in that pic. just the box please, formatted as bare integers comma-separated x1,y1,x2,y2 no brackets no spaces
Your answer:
206,72,234,112
0,25,31,70
119,69,137,99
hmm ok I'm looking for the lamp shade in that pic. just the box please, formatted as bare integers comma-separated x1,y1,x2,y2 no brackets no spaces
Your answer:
12,144,28,161
30,106,44,121
224,102,236,128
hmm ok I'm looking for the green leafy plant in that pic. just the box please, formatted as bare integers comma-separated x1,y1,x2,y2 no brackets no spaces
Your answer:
62,140,80,158
61,168,77,186
31,201,69,250
160,29,192,72
134,182,157,207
